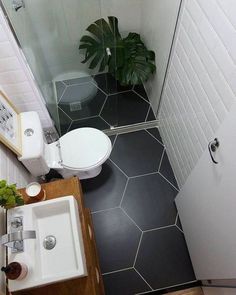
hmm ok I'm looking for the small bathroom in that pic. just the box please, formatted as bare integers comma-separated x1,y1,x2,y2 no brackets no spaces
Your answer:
0,0,235,295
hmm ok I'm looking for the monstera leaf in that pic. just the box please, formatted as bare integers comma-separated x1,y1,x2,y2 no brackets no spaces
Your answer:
79,17,156,85
79,16,123,72
115,33,156,85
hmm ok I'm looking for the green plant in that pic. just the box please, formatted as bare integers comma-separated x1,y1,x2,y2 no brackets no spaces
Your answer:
0,180,24,209
79,16,156,86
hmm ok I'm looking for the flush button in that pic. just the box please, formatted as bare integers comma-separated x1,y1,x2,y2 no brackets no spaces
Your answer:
24,128,34,136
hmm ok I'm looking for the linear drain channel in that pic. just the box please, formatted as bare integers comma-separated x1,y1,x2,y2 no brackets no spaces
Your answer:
43,235,56,250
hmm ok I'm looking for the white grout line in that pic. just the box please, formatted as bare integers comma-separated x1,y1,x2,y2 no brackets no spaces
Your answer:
145,129,164,147
111,134,118,147
132,89,150,104
158,148,166,172
133,232,143,267
91,80,108,96
175,212,179,225
129,171,159,180
91,206,120,215
158,172,179,191
102,267,134,276
109,158,129,178
145,106,151,122
153,280,198,292
99,95,109,116
66,121,73,133
57,85,68,104
72,115,98,122
58,106,73,121
120,207,143,232
108,89,133,96
119,179,129,207
135,279,198,295
143,224,176,233
175,224,184,234
99,115,111,128
134,268,154,291
62,81,68,86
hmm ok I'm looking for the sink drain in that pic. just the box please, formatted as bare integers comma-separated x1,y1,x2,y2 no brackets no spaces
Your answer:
43,235,56,250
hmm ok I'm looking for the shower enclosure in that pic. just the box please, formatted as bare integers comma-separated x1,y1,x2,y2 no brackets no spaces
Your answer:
0,0,181,136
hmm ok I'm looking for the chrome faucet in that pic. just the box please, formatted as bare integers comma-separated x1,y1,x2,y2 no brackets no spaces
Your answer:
1,216,36,253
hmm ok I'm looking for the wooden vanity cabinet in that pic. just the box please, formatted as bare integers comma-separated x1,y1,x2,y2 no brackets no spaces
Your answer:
13,177,105,295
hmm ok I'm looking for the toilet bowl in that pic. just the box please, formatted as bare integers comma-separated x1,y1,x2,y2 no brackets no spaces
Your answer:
18,112,112,179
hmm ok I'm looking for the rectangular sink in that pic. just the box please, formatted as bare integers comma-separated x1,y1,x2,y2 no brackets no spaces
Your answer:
7,196,87,292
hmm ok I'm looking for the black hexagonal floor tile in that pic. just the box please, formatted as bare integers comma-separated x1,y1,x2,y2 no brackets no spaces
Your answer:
69,116,110,130
92,208,141,273
103,269,151,295
101,91,150,127
133,84,149,101
58,107,72,136
146,127,163,144
59,84,107,120
81,159,128,212
159,151,178,189
122,173,178,230
94,73,132,95
135,227,195,289
110,130,164,177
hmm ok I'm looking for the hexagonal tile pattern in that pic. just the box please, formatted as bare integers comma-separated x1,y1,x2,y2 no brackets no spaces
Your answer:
135,227,195,290
122,173,178,230
103,269,151,295
100,91,150,127
59,85,106,120
94,73,132,95
81,159,128,212
110,130,164,177
56,74,156,131
92,208,141,273
69,116,110,130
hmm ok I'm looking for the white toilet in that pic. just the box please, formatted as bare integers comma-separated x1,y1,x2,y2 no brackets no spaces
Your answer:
18,112,112,179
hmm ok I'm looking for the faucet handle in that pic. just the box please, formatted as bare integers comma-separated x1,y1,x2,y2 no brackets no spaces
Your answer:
1,230,36,245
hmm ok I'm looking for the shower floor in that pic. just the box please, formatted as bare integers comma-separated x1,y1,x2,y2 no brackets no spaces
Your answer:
55,73,156,135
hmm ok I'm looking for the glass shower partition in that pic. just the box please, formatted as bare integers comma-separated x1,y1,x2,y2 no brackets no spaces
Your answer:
1,0,104,134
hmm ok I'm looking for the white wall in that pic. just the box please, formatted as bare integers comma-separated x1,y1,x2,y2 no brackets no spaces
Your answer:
140,0,180,113
100,0,142,35
158,0,236,187
203,287,236,295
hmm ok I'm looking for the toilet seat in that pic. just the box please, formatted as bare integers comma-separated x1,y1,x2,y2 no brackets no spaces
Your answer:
59,127,112,171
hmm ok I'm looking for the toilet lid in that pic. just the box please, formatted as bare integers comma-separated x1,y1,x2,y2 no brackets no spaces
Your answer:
59,128,112,170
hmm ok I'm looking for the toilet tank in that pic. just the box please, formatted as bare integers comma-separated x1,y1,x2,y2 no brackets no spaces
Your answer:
18,112,50,177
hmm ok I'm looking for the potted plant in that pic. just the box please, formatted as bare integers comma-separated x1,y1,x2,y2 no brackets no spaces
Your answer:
79,16,156,86
0,180,24,209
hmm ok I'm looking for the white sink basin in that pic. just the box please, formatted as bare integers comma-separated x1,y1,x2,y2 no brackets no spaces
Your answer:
7,196,87,292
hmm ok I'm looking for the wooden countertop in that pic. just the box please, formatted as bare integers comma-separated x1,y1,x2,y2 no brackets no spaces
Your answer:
13,177,104,295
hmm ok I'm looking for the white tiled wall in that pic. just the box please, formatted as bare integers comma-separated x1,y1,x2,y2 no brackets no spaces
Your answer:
159,0,236,187
0,8,53,129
